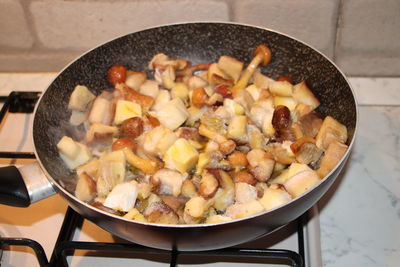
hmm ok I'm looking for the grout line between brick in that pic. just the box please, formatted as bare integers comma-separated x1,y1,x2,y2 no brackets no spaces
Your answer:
332,0,344,63
19,0,41,50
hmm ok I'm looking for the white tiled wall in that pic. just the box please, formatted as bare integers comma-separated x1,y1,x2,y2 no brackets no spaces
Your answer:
0,0,399,76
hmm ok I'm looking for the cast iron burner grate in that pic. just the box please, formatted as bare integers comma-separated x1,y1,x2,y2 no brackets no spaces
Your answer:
0,91,304,267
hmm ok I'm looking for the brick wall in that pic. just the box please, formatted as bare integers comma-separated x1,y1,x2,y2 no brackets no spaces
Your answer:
0,0,399,76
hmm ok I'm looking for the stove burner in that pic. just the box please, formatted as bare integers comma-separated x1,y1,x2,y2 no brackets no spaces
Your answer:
0,91,41,114
0,92,305,266
0,237,48,266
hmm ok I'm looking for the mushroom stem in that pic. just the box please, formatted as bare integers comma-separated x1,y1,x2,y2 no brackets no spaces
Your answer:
123,147,159,174
231,45,271,94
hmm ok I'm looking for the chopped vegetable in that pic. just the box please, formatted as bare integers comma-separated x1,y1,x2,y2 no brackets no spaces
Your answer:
58,45,349,225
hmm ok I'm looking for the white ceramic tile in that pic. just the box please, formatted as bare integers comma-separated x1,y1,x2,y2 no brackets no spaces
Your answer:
349,77,400,106
0,73,56,95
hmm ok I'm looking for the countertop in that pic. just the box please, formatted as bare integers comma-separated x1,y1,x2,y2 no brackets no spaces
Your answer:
0,73,399,266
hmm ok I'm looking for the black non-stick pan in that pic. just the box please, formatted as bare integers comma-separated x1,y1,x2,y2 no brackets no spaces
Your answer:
0,22,357,251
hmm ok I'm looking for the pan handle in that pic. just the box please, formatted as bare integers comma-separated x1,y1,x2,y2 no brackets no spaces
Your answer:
0,163,56,207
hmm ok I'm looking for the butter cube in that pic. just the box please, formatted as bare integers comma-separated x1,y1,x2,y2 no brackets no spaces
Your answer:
114,100,142,125
164,138,199,174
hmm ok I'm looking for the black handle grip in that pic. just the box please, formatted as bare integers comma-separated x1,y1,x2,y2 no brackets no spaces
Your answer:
0,166,30,207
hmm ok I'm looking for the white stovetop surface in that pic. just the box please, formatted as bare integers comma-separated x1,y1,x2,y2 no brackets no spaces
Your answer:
0,74,399,266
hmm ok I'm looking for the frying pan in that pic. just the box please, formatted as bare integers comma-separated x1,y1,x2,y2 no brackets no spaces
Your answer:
0,22,357,251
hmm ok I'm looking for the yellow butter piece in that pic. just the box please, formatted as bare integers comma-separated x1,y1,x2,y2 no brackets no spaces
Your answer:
164,138,199,174
114,100,142,125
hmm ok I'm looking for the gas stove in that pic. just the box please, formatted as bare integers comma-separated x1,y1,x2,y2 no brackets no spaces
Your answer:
0,80,322,267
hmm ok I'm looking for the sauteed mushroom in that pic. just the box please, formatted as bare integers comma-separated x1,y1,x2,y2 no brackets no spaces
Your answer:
56,44,349,225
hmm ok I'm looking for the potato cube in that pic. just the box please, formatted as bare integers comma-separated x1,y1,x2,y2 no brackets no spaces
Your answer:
259,184,292,211
195,152,211,175
273,96,297,111
186,106,208,126
224,98,244,116
59,141,92,169
207,63,229,84
88,97,112,125
181,179,197,198
139,80,160,98
104,181,139,212
57,136,80,159
247,125,264,149
316,116,347,150
245,84,261,101
317,141,348,178
284,169,320,198
293,81,320,110
235,182,257,204
161,65,176,89
96,150,126,197
254,71,273,89
269,80,293,97
225,200,264,219
153,169,185,197
151,89,171,111
206,215,232,224
217,55,243,83
227,115,247,140
69,110,88,126
185,196,207,218
68,85,95,111
85,123,119,144
287,163,312,177
75,173,97,202
188,75,208,91
171,82,189,101
269,169,290,184
156,98,189,130
76,159,100,179
126,71,147,90
142,126,177,157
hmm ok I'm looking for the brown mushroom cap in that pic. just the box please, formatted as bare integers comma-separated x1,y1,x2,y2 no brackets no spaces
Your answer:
253,45,272,66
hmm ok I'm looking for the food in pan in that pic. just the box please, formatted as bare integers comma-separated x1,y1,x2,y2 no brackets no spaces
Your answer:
57,45,348,224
